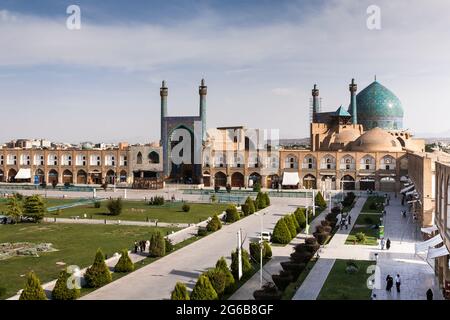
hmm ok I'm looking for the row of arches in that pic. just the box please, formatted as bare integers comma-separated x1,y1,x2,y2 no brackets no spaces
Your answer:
283,154,396,170
203,171,262,188
136,151,160,165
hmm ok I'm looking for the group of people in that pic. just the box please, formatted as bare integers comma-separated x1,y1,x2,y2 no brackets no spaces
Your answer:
385,274,402,293
134,240,150,254
339,214,351,230
380,237,391,250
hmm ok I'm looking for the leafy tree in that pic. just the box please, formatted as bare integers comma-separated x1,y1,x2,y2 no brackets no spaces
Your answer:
272,218,292,244
205,269,226,298
315,191,327,208
19,272,46,300
284,216,297,238
23,195,46,222
225,205,240,223
244,196,256,214
215,257,235,293
84,249,112,288
107,198,123,216
114,249,134,272
253,182,261,193
190,274,218,300
206,215,222,232
149,232,166,257
171,282,190,300
6,196,22,223
52,270,80,300
231,249,253,280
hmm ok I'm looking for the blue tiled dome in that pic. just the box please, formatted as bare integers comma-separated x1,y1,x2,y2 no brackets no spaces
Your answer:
349,81,404,130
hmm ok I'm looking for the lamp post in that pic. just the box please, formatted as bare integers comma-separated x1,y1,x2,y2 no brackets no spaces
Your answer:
255,212,265,288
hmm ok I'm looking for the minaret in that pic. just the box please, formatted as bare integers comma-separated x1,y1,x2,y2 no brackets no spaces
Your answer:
160,80,169,177
312,84,319,123
349,78,357,124
199,78,207,144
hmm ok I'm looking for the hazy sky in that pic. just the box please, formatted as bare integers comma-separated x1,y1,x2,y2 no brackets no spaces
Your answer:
1,0,450,143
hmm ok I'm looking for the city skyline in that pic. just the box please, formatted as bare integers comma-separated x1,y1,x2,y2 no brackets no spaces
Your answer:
1,0,450,143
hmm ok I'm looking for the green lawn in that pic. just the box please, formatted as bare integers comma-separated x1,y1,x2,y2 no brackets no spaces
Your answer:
0,198,81,215
45,201,229,224
361,196,385,213
0,223,177,300
346,226,379,246
317,260,373,300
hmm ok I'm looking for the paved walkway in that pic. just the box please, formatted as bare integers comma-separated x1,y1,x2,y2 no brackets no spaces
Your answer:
80,198,308,300
43,217,191,229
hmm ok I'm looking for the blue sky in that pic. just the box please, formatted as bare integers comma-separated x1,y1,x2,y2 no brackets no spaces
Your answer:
1,0,450,143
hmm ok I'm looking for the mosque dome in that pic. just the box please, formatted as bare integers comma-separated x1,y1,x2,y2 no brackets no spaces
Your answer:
351,127,403,152
333,128,361,144
349,80,404,130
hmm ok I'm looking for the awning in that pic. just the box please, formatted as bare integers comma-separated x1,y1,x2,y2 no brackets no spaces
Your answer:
427,246,450,259
401,185,415,193
15,168,31,180
421,225,439,234
282,172,299,186
400,176,410,182
415,234,443,254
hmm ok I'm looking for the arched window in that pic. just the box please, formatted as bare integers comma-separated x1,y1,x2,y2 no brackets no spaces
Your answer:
360,155,375,170
380,155,396,170
137,152,143,164
285,155,298,169
303,155,316,169
148,151,160,164
321,155,336,170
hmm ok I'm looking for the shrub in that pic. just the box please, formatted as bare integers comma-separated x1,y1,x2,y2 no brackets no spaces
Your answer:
231,249,253,279
52,270,80,300
325,212,338,227
280,262,306,279
263,241,272,259
210,194,217,203
331,206,341,214
305,237,318,245
272,218,292,244
215,257,235,293
253,282,282,300
294,242,319,254
171,282,190,300
314,232,330,245
253,182,261,193
165,238,174,253
6,197,22,223
206,215,222,232
19,272,47,300
290,251,313,264
114,249,134,273
321,220,330,227
290,213,301,233
355,232,366,243
182,204,191,212
263,192,270,206
345,260,359,274
272,270,293,291
249,241,263,263
149,196,165,206
284,216,297,238
94,201,101,208
241,204,249,216
205,269,226,298
190,274,218,300
149,232,166,257
315,225,325,233
23,195,46,222
84,249,112,288
315,191,327,208
197,227,208,236
294,208,307,228
244,197,256,215
255,192,268,210
107,198,123,216
323,226,332,233
225,205,240,223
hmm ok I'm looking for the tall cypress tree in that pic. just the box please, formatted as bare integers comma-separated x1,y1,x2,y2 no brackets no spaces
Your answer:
84,249,112,288
19,272,47,300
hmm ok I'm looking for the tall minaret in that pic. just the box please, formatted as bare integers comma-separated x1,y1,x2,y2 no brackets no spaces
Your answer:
199,78,207,144
349,78,357,124
160,80,169,177
312,84,319,123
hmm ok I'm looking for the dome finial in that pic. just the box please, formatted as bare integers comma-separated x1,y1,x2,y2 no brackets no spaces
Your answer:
374,75,377,82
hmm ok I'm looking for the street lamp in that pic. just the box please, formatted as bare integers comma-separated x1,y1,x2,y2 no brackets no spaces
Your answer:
255,211,265,288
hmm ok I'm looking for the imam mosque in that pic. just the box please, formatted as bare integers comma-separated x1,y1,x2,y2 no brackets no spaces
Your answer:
0,78,425,193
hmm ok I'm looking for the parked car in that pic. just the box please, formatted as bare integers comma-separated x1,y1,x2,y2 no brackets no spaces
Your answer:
256,231,271,242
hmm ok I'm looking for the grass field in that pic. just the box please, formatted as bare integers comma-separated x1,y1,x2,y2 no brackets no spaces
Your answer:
361,196,385,213
0,223,177,300
44,201,229,224
346,226,379,245
0,198,81,215
317,259,373,300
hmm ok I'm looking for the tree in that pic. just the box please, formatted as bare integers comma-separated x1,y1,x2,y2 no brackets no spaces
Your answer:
171,282,190,300
263,241,272,259
255,192,266,210
205,269,226,298
182,204,190,212
149,232,166,257
244,196,256,215
272,218,292,244
19,272,46,300
206,215,222,232
284,216,297,238
23,195,46,222
315,191,327,208
52,270,80,300
84,249,112,288
107,198,123,216
225,205,240,223
290,213,301,233
114,249,134,272
253,182,261,192
190,274,218,300
249,241,263,263
215,257,235,293
6,196,22,223
165,237,174,253
294,208,306,229
263,192,271,206
231,249,253,280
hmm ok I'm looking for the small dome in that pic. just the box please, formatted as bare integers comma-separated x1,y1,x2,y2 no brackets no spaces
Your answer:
351,127,402,152
333,128,361,144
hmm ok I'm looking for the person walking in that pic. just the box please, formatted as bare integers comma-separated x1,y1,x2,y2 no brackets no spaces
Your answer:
395,274,401,293
386,275,393,292
380,237,386,250
344,218,349,230
134,240,138,254
386,238,391,250
348,215,352,225
426,288,433,300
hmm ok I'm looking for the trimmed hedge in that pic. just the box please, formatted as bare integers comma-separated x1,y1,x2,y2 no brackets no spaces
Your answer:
284,216,297,238
215,257,235,294
272,218,292,244
253,282,282,300
290,250,313,264
190,274,218,300
206,215,222,232
280,262,306,279
149,232,166,257
272,270,293,291
231,249,253,280
244,197,256,215
263,241,272,259
106,198,123,216
205,268,227,298
249,241,263,263
84,249,112,288
225,205,240,223
315,191,327,208
182,204,191,212
19,272,46,300
52,270,80,300
171,282,190,300
115,249,135,273
294,208,307,229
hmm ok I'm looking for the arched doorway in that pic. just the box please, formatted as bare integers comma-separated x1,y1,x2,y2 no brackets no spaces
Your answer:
321,175,336,190
341,175,355,190
380,177,396,192
268,174,280,189
214,172,227,187
106,170,116,184
249,172,262,187
119,170,127,183
360,177,376,191
90,170,102,184
62,170,73,184
48,169,59,185
35,169,45,184
77,170,87,184
303,174,316,189
7,168,17,183
203,171,211,187
0,169,4,182
148,151,160,164
231,172,244,188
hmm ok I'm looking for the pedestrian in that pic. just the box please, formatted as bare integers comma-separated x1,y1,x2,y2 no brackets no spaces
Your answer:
134,240,138,254
386,238,391,250
383,209,387,216
371,293,377,300
386,275,393,292
395,274,401,293
344,218,349,230
348,215,352,225
380,238,385,250
426,288,433,300
145,239,150,252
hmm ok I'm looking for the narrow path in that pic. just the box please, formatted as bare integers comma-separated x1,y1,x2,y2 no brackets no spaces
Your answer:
43,217,190,229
